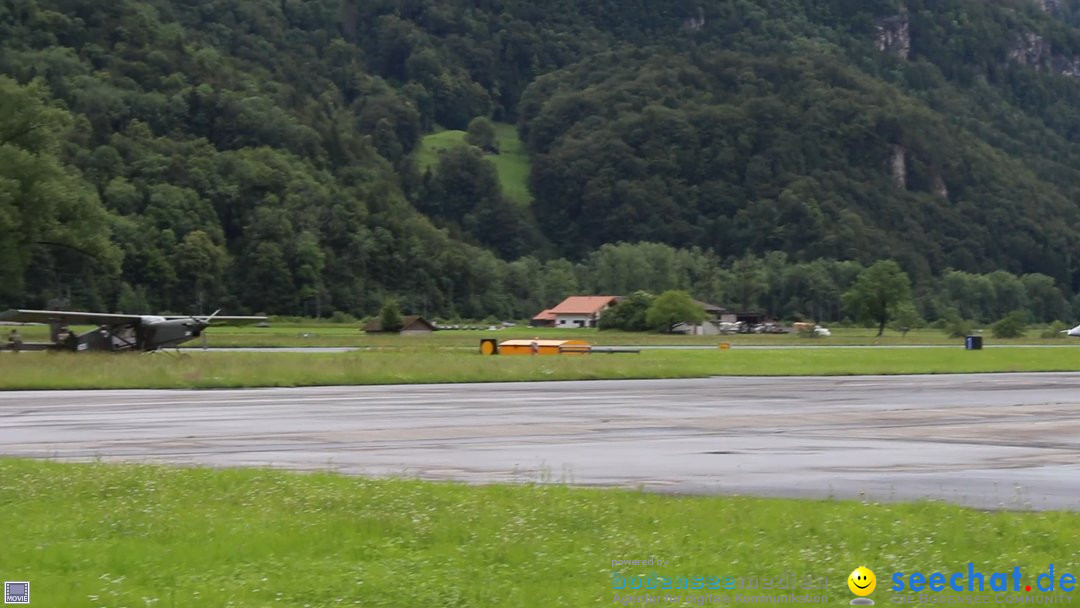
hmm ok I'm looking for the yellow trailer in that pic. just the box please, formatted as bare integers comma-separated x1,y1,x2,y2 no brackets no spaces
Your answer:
491,339,591,355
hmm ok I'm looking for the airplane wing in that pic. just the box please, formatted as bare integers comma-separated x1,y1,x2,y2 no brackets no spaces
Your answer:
206,316,267,326
0,309,143,325
162,315,268,325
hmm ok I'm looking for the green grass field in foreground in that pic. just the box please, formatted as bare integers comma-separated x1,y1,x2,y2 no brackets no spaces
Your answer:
1,459,1077,607
2,347,1079,389
414,122,533,204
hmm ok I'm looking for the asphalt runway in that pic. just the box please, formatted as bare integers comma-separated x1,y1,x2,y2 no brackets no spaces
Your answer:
2,373,1079,510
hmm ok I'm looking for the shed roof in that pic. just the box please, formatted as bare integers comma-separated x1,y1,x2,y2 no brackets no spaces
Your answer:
694,300,726,314
363,315,435,332
532,309,556,321
548,296,618,315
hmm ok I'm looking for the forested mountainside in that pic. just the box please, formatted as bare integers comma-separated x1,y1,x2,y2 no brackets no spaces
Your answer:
4,0,1080,320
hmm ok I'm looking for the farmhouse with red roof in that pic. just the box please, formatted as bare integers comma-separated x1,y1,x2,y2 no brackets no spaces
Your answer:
534,296,618,329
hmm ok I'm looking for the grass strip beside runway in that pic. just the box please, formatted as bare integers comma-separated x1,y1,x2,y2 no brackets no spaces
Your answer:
2,347,1080,389
9,324,1076,348
1,459,1076,607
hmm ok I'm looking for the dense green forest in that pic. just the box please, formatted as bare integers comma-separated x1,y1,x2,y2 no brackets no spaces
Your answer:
3,0,1080,323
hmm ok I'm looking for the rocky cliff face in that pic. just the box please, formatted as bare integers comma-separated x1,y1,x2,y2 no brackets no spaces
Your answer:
932,174,949,200
1007,30,1080,77
1008,31,1053,68
682,8,705,31
873,2,1077,77
1051,55,1080,77
1021,0,1080,75
1035,0,1062,16
876,11,911,59
890,145,907,190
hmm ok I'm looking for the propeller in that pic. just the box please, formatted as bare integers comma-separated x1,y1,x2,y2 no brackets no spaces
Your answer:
185,309,222,328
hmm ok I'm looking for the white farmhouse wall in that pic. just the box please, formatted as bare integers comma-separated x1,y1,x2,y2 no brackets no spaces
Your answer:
555,314,595,328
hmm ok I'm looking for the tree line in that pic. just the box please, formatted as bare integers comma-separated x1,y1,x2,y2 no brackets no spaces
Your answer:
598,257,1071,336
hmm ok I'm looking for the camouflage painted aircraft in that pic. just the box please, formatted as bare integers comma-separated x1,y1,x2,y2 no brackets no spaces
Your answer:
0,309,265,352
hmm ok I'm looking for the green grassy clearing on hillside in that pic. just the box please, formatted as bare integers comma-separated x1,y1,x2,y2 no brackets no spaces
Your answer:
414,128,466,168
489,122,533,204
2,347,1079,389
414,122,533,204
1,459,1077,607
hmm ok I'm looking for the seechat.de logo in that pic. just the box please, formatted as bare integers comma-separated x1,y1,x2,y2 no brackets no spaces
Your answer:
4,581,29,605
891,563,1077,593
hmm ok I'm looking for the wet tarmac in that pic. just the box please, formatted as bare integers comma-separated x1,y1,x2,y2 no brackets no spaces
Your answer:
2,373,1078,510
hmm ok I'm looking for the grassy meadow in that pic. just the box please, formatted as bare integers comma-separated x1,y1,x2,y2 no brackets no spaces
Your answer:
9,321,1075,349
199,324,1073,349
414,121,533,205
2,346,1080,389
1,458,1077,607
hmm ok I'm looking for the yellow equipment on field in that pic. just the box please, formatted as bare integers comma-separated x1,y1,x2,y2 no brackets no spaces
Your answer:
482,339,591,356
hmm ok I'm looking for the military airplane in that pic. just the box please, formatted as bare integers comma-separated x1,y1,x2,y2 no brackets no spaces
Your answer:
0,309,266,352
1066,324,1080,338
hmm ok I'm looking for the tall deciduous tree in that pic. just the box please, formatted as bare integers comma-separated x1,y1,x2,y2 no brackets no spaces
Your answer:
0,77,118,299
380,299,404,333
174,230,227,313
732,255,766,312
890,301,924,337
992,310,1028,339
646,290,705,334
599,291,654,331
465,117,498,152
843,260,912,336
422,145,501,221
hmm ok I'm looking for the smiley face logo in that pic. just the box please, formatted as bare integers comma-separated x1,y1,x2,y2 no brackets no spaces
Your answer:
848,566,876,597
